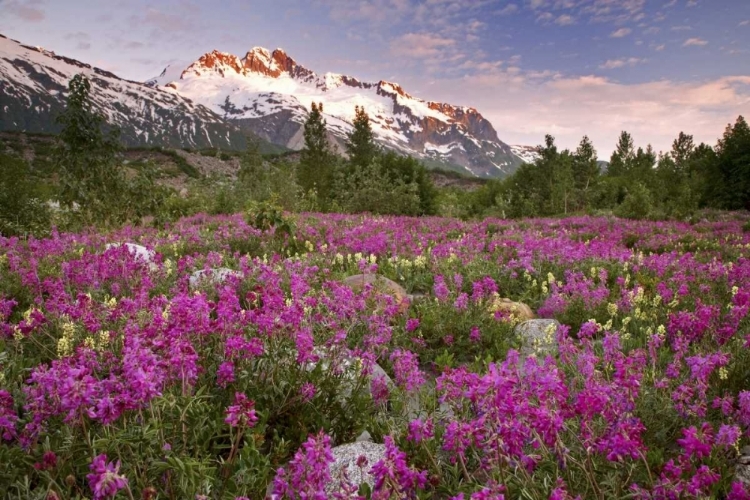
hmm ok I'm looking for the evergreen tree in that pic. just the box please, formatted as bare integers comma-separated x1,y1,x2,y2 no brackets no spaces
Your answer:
608,131,635,177
572,135,600,192
346,105,379,170
714,115,750,209
298,102,334,203
671,132,695,174
55,73,125,227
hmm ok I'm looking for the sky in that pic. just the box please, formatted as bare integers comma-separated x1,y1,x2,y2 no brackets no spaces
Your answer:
1,0,750,158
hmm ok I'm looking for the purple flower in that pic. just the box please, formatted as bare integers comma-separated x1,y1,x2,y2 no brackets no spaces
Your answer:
371,375,390,405
370,435,427,498
217,361,235,388
224,392,258,428
407,418,434,443
86,454,128,500
389,349,425,392
469,326,481,343
405,318,420,333
299,382,316,403
0,390,18,441
273,431,333,500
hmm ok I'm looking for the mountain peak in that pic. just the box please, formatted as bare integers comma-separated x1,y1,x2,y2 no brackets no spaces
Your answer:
181,50,244,78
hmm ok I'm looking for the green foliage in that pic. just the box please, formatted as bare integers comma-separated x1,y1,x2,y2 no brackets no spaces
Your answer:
55,74,126,227
345,105,380,170
54,74,169,228
245,197,295,237
614,181,654,220
0,153,51,236
298,102,335,204
334,160,422,216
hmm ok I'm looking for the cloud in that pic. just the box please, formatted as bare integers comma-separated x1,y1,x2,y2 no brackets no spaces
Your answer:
740,20,750,27
536,11,554,23
497,3,519,15
610,27,632,38
554,14,575,25
63,31,92,50
654,44,666,51
663,0,677,6
683,37,708,47
2,0,45,22
687,0,698,6
392,33,456,58
528,0,548,9
424,70,750,158
671,25,692,31
600,57,646,69
643,26,660,34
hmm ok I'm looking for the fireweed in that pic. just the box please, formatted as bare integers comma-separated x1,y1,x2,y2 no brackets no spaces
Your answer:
0,213,748,498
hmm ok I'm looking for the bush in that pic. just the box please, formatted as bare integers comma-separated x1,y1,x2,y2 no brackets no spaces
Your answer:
614,181,655,219
0,153,51,236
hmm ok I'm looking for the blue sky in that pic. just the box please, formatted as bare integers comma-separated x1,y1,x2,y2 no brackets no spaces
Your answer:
2,0,749,157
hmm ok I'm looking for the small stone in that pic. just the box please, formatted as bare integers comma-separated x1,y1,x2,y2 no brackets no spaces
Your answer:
188,268,242,289
105,243,157,271
488,297,535,321
329,441,385,493
515,319,561,357
742,445,750,456
739,456,750,465
342,274,409,313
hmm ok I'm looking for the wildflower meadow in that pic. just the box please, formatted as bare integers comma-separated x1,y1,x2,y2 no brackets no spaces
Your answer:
1,212,750,499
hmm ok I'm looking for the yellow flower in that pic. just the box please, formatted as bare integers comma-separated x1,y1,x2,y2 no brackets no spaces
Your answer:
607,303,618,317
84,337,96,349
732,286,739,297
719,367,728,380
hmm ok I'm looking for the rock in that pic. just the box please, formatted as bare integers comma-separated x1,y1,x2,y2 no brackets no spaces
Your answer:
303,346,394,402
742,446,750,456
355,430,372,442
329,441,385,494
105,243,157,271
188,268,243,288
342,274,409,313
514,319,561,357
736,462,750,488
268,441,385,499
488,297,535,322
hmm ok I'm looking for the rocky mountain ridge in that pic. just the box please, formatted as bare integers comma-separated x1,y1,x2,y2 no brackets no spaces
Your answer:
148,46,531,177
0,34,248,150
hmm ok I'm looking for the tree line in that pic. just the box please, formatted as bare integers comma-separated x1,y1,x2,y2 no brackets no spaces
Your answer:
457,117,750,220
1,73,748,236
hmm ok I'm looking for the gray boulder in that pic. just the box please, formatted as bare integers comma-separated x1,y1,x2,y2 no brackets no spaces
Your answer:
188,267,243,288
515,319,561,357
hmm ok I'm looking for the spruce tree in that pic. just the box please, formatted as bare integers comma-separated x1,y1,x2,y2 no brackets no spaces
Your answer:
55,73,125,227
346,105,379,170
608,131,635,177
298,102,334,202
572,135,600,192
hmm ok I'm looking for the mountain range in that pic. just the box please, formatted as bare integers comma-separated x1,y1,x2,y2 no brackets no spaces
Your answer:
0,33,540,178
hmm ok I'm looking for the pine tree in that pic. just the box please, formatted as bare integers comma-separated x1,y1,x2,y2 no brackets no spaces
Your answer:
572,135,600,192
608,131,635,177
346,105,379,170
55,73,125,227
671,132,695,174
298,102,334,203
714,115,750,209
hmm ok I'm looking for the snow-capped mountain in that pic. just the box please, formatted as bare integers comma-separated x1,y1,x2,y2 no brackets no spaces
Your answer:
0,34,247,150
510,145,541,164
148,47,527,177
